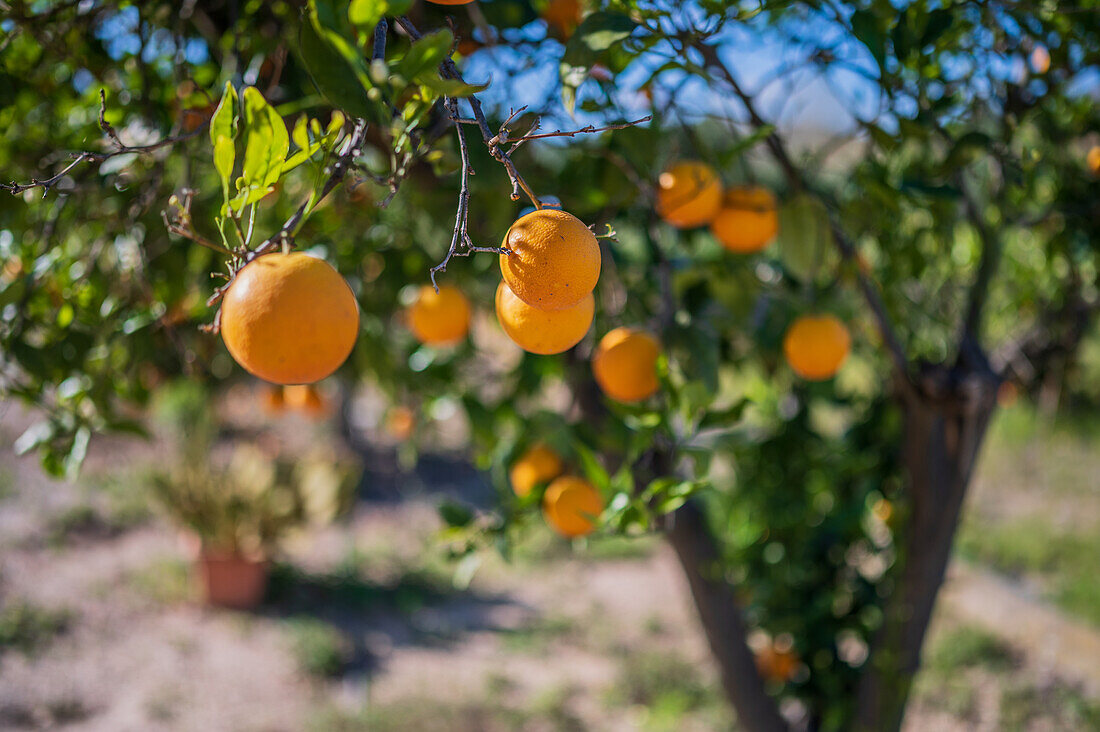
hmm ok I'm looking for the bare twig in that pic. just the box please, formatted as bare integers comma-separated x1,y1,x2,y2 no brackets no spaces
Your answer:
3,90,206,197
429,96,510,290
395,15,543,207
506,116,652,154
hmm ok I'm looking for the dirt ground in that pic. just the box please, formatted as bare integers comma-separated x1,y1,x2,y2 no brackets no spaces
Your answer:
0,395,1097,731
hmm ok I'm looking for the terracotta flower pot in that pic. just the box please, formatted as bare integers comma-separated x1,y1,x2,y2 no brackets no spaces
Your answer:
196,549,270,610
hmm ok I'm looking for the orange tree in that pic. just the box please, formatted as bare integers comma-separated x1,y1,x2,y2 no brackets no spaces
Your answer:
3,1,1099,729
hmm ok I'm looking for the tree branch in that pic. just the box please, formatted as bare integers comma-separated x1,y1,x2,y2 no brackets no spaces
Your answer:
2,89,206,196
692,41,913,387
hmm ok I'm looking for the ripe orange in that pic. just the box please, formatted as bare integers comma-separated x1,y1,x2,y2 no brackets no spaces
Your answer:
500,209,601,311
1030,45,1051,74
426,0,473,5
592,328,660,403
1088,145,1100,175
543,0,582,38
542,476,603,538
260,385,285,415
710,186,779,253
386,406,416,440
408,285,471,346
495,281,593,355
220,253,359,385
284,384,328,418
656,161,722,228
782,314,851,381
509,443,564,498
756,645,799,683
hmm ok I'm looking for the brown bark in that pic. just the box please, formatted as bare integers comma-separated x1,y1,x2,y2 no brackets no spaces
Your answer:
854,366,999,731
666,501,789,732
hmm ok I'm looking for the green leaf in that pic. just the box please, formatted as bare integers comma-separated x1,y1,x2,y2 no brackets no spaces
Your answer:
573,442,610,492
920,8,954,47
439,500,474,528
213,137,235,199
298,15,381,122
850,9,885,69
559,12,636,113
349,0,411,31
417,76,489,98
563,12,635,61
775,193,837,283
209,81,237,146
396,29,453,82
239,87,289,201
209,82,238,200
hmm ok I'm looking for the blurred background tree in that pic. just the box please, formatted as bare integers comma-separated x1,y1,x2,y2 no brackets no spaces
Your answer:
2,1,1098,729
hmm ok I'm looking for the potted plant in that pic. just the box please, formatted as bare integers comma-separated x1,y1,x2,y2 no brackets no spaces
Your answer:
150,382,356,609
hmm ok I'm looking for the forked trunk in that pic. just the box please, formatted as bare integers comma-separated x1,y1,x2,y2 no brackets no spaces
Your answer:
854,366,999,731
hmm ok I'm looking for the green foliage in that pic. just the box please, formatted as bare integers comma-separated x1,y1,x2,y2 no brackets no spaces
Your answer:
0,600,71,656
283,616,351,678
3,0,1100,728
149,381,358,555
956,517,1100,627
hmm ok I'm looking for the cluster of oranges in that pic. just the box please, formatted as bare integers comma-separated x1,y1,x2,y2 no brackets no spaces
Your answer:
509,443,603,539
216,162,859,540
656,160,851,382
404,206,662,405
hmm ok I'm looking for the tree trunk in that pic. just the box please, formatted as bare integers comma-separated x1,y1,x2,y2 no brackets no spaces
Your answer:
665,501,788,732
854,365,999,731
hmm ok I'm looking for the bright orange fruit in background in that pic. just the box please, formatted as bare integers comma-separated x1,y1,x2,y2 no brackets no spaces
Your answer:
656,161,723,228
500,209,601,311
408,285,471,346
592,327,661,403
426,0,474,5
542,476,603,538
495,281,594,355
510,443,564,498
756,645,800,683
783,314,851,381
710,186,779,253
220,253,359,385
284,384,328,418
385,406,417,440
544,0,582,38
1088,145,1100,175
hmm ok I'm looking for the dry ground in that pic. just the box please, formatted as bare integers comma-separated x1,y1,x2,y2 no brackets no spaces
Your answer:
0,394,1097,731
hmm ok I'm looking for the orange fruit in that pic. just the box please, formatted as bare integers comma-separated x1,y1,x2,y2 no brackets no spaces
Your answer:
500,209,601,311
509,443,564,498
656,161,722,228
756,645,799,683
710,186,779,253
592,328,660,403
544,0,582,38
408,285,471,346
260,385,285,415
284,384,328,418
385,406,416,440
1088,145,1100,175
495,281,593,355
782,314,851,381
542,476,603,538
220,253,359,385
1030,45,1051,74
426,0,473,4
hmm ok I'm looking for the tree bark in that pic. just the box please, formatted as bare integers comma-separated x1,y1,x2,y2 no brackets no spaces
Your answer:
854,366,999,731
666,501,789,732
